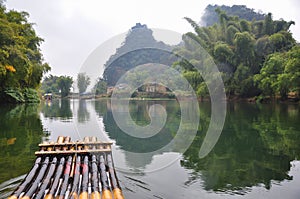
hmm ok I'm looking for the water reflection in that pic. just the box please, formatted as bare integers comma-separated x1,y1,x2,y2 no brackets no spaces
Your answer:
41,99,300,194
181,103,300,193
1,99,299,198
77,100,90,123
0,104,45,184
95,100,180,169
41,99,72,121
104,100,178,153
41,99,108,141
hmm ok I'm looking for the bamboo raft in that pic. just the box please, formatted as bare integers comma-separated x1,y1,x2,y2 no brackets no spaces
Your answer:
8,136,124,199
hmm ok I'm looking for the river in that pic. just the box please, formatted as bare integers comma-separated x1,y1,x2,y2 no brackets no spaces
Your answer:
0,99,299,198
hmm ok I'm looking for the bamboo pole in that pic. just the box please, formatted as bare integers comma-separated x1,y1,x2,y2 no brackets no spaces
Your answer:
79,155,89,199
9,136,124,199
56,136,64,144
90,155,101,199
69,155,81,199
99,154,112,199
21,157,50,199
55,155,72,199
44,157,65,199
107,153,124,199
33,157,58,199
55,136,72,198
90,137,101,199
8,157,42,199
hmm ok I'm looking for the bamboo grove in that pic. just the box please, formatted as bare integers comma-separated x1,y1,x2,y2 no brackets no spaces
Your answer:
174,8,299,100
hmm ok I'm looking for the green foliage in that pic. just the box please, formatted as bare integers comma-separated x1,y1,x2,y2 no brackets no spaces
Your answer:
23,88,40,103
77,72,90,94
234,32,255,68
233,64,254,96
254,46,300,99
0,3,50,103
214,42,234,64
283,46,300,95
255,36,272,57
263,13,274,35
41,75,73,98
3,88,25,103
226,25,240,45
178,5,298,99
40,74,59,94
240,19,251,32
57,76,73,98
254,53,285,97
0,87,40,103
196,82,208,98
93,78,107,95
269,31,295,52
182,71,202,91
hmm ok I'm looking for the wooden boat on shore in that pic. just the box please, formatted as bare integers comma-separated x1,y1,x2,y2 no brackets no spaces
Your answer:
8,136,124,199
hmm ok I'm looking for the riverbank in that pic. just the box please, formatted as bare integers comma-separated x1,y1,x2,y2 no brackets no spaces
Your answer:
56,94,299,104
0,88,40,103
226,95,299,104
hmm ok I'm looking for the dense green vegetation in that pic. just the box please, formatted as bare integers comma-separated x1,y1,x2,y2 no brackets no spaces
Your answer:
100,6,299,101
174,7,299,100
41,75,73,98
0,3,50,103
2,2,297,102
93,78,107,95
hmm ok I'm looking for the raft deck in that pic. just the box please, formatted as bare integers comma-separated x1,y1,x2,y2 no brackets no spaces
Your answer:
8,136,124,199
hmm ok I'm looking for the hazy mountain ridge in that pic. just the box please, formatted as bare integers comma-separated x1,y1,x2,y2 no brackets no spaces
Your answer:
201,4,265,27
103,23,175,86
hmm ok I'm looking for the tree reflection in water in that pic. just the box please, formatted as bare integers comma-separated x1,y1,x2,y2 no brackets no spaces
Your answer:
181,103,300,193
17,99,300,194
0,104,45,184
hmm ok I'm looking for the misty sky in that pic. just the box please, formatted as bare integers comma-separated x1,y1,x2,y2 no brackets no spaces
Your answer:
5,0,300,81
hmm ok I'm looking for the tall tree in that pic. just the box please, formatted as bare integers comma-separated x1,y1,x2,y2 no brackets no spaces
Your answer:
41,75,59,94
263,13,274,35
233,32,255,70
57,76,73,98
77,73,90,94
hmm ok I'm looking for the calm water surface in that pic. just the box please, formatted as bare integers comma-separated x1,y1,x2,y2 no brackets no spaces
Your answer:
0,99,299,198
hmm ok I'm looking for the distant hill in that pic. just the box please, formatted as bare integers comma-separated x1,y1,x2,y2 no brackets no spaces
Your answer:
201,4,265,26
103,23,175,86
